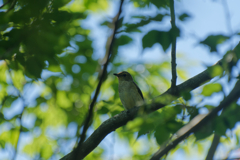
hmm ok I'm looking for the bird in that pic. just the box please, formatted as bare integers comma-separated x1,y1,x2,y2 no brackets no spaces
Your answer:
113,71,144,110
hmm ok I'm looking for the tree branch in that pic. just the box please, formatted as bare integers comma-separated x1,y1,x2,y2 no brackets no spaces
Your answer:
74,0,124,159
170,0,177,91
0,0,11,9
150,80,240,160
205,105,229,160
6,0,17,12
205,134,220,160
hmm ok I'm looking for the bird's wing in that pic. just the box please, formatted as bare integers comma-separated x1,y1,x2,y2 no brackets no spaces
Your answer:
133,81,144,100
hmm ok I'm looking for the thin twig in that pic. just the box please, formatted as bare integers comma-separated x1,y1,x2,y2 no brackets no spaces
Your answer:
222,0,233,36
6,0,17,12
205,134,220,160
150,80,240,160
0,0,11,9
170,0,177,91
74,0,124,159
221,0,235,51
205,97,228,160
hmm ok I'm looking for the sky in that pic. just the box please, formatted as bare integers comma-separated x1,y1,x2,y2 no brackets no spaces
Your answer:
1,0,240,160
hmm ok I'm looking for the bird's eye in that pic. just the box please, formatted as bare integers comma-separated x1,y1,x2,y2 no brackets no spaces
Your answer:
123,74,126,77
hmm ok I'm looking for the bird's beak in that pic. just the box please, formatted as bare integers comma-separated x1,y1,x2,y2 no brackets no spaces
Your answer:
113,73,119,77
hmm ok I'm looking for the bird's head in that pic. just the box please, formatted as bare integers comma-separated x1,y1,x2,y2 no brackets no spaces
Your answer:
113,71,133,81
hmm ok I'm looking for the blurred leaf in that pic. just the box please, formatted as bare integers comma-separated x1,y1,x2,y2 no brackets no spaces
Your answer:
52,0,72,8
101,20,111,27
202,83,222,97
208,65,223,78
142,27,180,52
3,96,18,108
97,106,109,114
200,35,229,52
194,121,213,140
150,0,169,8
214,103,240,135
116,17,124,30
186,106,199,120
0,112,5,123
25,57,45,78
154,124,171,145
205,105,215,111
21,126,30,132
0,140,6,149
115,35,133,46
181,91,192,101
214,117,228,136
126,117,143,132
124,13,166,33
35,118,43,127
178,13,191,21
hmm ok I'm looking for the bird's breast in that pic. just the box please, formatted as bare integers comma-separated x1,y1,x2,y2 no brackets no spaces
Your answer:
118,81,143,110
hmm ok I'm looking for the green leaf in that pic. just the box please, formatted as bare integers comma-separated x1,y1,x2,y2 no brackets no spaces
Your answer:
25,57,45,79
101,20,111,26
124,13,166,33
126,117,143,131
142,27,180,52
214,117,228,136
116,35,132,46
208,65,223,78
194,122,213,140
35,118,43,127
186,106,199,120
116,17,124,30
154,124,171,145
3,96,18,108
181,91,192,101
52,0,72,8
0,112,5,124
202,83,222,97
150,0,169,8
97,106,109,114
0,140,6,149
166,120,183,133
178,13,191,21
21,126,30,132
200,35,229,52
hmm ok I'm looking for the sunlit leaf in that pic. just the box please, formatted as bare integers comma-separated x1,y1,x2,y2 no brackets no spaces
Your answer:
202,83,222,97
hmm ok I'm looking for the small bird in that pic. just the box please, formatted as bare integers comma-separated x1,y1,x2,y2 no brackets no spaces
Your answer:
114,71,144,110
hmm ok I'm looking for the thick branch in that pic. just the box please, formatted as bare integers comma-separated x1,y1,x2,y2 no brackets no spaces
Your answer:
170,0,177,90
74,0,124,159
150,80,240,160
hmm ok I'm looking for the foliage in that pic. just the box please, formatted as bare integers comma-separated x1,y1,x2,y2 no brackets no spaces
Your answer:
0,0,240,160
